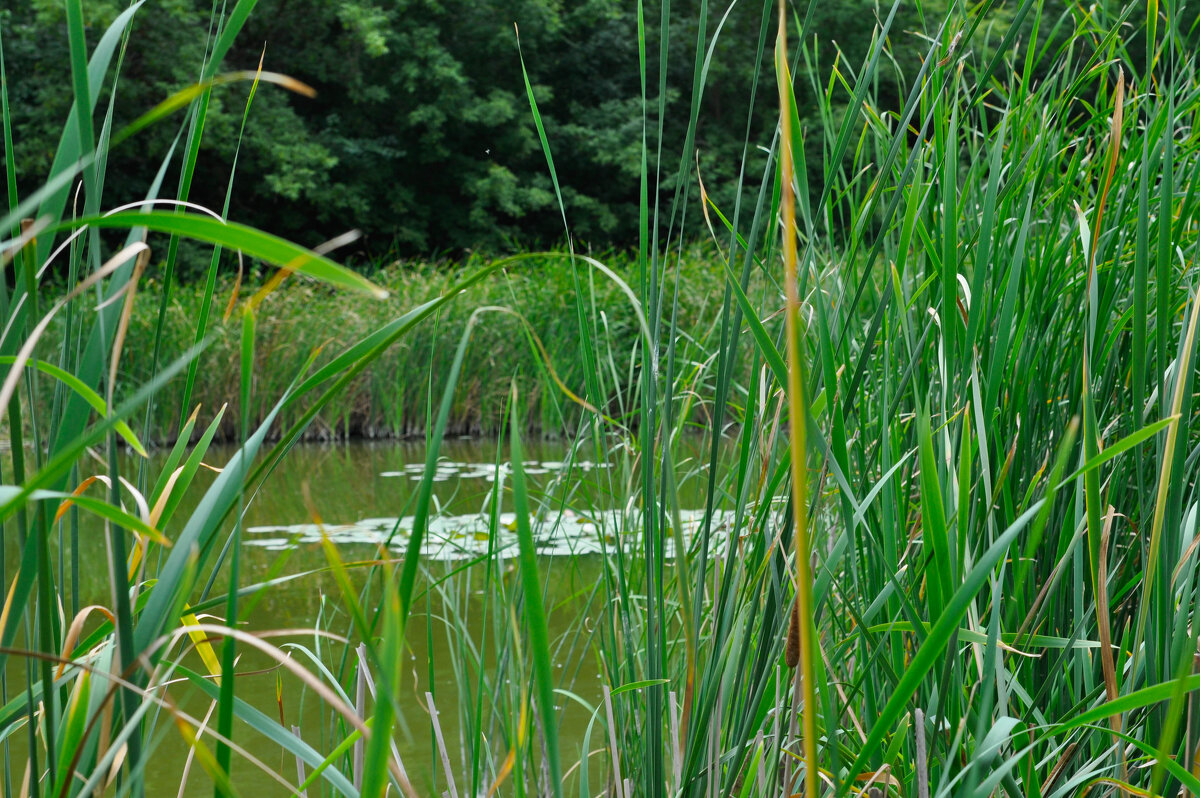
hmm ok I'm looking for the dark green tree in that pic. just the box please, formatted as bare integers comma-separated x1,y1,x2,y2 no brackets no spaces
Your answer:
3,0,1063,264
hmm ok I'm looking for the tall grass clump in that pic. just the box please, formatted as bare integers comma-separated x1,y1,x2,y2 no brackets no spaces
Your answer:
53,249,740,444
434,0,1200,794
7,0,1200,796
0,2,506,795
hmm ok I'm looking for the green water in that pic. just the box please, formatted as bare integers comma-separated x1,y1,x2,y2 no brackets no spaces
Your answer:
3,437,723,795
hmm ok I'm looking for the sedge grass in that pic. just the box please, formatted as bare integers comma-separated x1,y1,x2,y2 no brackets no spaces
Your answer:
34,249,737,446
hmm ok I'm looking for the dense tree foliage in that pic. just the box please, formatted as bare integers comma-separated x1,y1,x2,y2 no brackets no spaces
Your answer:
5,0,1048,264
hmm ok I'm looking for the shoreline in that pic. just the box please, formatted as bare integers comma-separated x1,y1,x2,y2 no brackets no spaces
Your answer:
33,247,752,447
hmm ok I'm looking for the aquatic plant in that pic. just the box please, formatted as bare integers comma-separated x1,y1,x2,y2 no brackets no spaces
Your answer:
6,0,1200,796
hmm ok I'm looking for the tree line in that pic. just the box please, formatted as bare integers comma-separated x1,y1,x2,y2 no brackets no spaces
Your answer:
3,0,1088,268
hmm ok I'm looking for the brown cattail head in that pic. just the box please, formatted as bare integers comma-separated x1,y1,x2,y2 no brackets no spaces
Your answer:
785,593,801,668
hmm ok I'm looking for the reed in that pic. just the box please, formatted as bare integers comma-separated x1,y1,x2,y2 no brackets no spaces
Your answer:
5,0,1200,796
36,249,738,445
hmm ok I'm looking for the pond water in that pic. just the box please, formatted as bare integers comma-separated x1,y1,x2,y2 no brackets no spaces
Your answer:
3,436,729,795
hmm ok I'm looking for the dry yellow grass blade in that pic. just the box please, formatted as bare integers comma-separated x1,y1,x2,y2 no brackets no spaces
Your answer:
217,69,315,98
1088,69,1124,280
223,252,245,322
249,230,362,311
487,689,531,797
1096,505,1129,790
55,604,117,679
1137,290,1200,660
108,245,150,407
180,606,224,682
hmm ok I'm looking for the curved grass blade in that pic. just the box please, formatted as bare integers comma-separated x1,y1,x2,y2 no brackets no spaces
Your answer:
46,212,386,297
0,356,147,456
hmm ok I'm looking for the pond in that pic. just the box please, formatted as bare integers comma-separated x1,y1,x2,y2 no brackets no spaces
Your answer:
4,436,729,795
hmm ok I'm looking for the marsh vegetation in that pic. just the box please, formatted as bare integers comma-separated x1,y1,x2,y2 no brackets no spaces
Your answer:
4,0,1200,796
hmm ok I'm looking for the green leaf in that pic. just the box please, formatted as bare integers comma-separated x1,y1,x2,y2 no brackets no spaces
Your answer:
49,212,387,298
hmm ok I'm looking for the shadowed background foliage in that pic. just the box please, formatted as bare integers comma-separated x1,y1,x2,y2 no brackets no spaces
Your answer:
0,0,1016,261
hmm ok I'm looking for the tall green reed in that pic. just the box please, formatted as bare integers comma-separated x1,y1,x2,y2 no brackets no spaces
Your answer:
466,0,1200,794
10,0,1200,796
0,2,491,795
